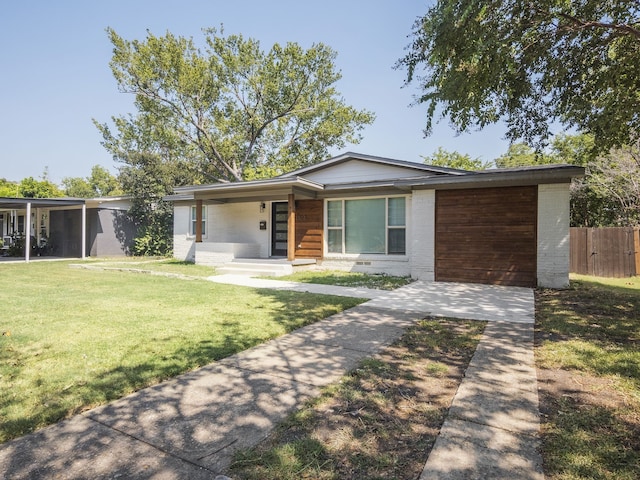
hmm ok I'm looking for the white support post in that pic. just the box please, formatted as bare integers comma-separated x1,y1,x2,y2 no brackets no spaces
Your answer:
81,203,87,259
25,202,31,262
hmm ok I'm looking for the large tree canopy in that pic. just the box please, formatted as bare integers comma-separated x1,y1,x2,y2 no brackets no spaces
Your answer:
399,1,640,152
96,27,374,183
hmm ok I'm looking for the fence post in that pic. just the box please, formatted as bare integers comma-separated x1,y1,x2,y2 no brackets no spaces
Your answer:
635,227,640,276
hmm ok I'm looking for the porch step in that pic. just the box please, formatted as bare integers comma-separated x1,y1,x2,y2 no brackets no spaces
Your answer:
216,259,315,277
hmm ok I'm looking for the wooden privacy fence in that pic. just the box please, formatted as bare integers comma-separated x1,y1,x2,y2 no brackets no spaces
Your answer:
570,227,640,277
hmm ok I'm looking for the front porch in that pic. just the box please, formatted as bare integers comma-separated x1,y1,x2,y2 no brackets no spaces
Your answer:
215,257,317,277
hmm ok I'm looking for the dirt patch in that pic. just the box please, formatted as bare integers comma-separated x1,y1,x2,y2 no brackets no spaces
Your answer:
230,318,485,480
537,368,635,416
535,283,640,479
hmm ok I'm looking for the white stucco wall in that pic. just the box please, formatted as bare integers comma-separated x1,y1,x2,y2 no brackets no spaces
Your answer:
409,189,435,281
537,183,571,288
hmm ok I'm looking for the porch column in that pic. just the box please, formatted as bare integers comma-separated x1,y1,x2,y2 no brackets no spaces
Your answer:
81,203,86,259
287,193,295,261
25,202,31,262
195,199,203,243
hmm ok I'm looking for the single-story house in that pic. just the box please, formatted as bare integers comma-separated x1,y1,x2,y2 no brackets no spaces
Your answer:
168,152,584,288
0,196,136,260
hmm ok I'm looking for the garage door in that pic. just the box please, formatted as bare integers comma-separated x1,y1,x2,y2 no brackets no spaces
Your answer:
435,186,537,287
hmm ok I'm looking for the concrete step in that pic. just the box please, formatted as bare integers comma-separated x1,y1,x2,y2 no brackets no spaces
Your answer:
217,262,294,277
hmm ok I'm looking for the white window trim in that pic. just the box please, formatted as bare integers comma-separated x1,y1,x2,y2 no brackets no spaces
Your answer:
187,204,208,239
324,195,408,258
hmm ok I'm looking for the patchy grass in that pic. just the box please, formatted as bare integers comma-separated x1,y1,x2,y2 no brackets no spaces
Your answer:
0,261,363,444
267,269,413,290
230,318,486,480
78,257,216,277
535,275,640,480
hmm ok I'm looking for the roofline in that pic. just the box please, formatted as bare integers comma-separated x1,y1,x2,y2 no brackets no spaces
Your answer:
395,164,585,189
279,151,470,177
172,176,325,195
0,197,86,208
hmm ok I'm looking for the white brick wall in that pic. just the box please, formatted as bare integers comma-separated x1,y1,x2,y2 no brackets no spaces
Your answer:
410,190,435,281
537,183,571,288
173,204,195,261
173,202,270,262
320,258,410,277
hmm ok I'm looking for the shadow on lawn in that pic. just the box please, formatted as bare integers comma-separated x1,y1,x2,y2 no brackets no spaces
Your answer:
0,288,366,479
0,288,362,470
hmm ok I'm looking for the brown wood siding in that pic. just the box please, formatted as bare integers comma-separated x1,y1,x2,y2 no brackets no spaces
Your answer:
435,186,537,287
294,200,323,259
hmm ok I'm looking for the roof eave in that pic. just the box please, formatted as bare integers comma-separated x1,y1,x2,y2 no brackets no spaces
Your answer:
396,165,585,190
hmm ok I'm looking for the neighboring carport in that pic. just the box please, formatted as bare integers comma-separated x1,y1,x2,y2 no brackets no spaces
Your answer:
0,197,87,262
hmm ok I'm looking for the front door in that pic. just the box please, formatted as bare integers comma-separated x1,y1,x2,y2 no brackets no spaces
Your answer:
271,202,288,257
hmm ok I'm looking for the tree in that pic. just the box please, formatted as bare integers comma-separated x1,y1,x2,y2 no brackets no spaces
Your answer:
588,142,640,225
492,133,637,226
398,1,640,152
18,169,64,198
0,179,19,197
118,153,186,256
63,165,123,198
95,27,375,183
422,147,490,170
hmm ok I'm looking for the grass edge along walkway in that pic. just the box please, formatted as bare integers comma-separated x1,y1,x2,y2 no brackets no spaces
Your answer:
0,261,364,444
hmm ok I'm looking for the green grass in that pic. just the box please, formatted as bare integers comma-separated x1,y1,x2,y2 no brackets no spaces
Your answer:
266,270,413,290
0,260,363,443
79,257,216,277
536,275,640,479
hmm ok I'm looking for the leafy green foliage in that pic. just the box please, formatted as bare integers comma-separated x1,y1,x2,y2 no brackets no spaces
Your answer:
493,133,639,226
62,165,123,198
0,178,19,197
17,174,64,198
118,153,180,256
422,147,491,170
587,142,640,225
399,1,640,152
96,27,375,182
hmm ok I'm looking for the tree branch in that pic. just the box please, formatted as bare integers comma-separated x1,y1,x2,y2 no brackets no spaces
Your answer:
557,12,640,40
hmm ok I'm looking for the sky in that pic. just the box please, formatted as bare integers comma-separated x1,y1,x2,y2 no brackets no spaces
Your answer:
0,0,512,184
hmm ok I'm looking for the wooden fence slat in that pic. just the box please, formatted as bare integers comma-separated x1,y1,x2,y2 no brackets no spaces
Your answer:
570,227,639,278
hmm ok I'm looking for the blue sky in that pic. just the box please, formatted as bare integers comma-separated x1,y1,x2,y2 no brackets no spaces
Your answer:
0,0,511,184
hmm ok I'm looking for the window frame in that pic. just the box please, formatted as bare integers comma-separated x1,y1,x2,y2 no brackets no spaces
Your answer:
189,204,207,238
325,196,407,256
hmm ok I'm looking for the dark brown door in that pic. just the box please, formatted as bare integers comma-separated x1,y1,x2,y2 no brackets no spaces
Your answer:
435,186,537,287
271,202,288,257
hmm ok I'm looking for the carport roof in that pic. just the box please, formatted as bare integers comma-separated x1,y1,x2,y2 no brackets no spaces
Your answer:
0,197,86,209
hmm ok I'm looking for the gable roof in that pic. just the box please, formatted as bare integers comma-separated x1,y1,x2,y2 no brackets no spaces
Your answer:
166,152,585,203
278,152,470,178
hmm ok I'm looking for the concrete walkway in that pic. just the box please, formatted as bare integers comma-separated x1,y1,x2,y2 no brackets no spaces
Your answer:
0,279,540,479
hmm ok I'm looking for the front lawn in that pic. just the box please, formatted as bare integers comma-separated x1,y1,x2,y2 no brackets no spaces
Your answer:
535,275,640,479
266,270,413,290
0,261,363,444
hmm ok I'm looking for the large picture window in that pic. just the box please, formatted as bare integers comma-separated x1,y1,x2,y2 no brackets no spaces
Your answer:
190,205,206,236
327,197,406,255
